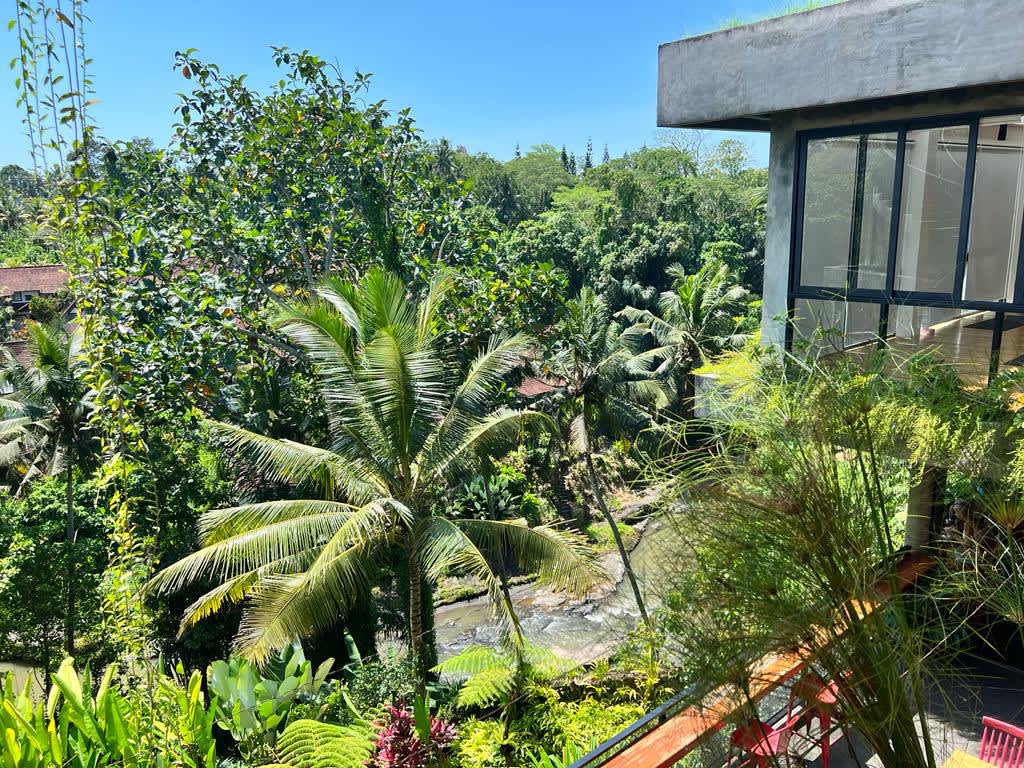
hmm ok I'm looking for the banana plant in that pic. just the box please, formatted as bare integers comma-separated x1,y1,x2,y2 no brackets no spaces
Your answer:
0,670,52,768
207,642,332,756
152,664,218,768
1,659,218,768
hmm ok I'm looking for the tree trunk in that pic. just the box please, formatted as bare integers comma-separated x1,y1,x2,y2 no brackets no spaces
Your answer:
678,367,696,422
64,466,75,657
583,448,650,627
407,539,429,694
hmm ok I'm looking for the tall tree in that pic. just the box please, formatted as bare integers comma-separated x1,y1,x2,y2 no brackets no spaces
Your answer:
151,270,598,684
560,145,570,173
602,144,611,165
583,139,594,171
543,289,662,626
0,322,96,655
619,260,751,418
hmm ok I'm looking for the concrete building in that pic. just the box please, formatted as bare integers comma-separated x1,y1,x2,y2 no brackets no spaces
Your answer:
660,0,1024,386
657,0,1024,553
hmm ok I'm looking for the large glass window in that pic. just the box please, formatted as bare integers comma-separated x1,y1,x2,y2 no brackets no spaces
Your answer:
792,112,1024,383
792,299,879,355
964,116,1024,302
799,133,897,289
894,125,970,293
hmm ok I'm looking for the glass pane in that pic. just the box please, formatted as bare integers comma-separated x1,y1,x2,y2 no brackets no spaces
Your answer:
964,116,1024,302
800,133,897,290
800,137,857,288
895,125,970,293
854,133,898,289
887,304,992,385
792,299,880,356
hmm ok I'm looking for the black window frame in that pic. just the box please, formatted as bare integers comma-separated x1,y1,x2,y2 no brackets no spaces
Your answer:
786,108,1024,381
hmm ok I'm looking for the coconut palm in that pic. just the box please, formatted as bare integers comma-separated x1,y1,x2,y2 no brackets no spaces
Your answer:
150,269,598,683
618,259,750,418
0,321,96,655
543,288,663,626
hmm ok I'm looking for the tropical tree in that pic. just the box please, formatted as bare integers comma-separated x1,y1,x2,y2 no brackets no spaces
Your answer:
0,321,96,655
150,270,598,684
542,288,663,626
619,259,750,418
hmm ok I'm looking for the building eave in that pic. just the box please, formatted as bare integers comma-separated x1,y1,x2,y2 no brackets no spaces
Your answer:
658,0,1024,130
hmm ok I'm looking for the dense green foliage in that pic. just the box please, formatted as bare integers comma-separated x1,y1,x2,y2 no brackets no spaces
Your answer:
16,7,1024,768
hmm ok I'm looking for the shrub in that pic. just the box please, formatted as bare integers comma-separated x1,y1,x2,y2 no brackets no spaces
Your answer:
373,703,456,768
345,653,418,714
526,697,644,755
454,719,505,768
584,521,637,552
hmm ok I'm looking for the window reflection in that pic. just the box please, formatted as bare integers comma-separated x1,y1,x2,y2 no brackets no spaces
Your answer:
800,133,897,290
964,116,1024,302
894,125,970,293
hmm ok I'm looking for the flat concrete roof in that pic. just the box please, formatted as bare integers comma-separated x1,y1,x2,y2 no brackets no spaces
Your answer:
658,0,1024,130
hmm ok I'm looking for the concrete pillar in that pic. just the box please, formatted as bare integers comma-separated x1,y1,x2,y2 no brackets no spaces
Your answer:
905,464,946,550
761,116,797,351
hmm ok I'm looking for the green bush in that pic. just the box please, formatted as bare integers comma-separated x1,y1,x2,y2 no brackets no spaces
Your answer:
454,718,506,768
584,521,638,552
0,658,217,768
207,642,332,760
526,698,644,755
520,491,556,526
344,652,418,714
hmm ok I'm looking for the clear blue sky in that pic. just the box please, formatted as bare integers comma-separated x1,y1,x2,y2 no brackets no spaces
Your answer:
0,0,791,169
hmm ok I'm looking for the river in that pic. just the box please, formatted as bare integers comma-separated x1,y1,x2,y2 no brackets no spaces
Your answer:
434,517,682,663
0,519,681,682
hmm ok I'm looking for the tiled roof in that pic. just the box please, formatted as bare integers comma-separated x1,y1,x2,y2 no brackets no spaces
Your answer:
0,264,67,298
517,375,563,397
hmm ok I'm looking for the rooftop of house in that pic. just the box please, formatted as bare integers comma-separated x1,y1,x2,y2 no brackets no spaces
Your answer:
657,0,1024,130
0,264,67,299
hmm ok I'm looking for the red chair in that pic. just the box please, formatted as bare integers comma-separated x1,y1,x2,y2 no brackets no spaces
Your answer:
728,717,799,767
979,716,1024,767
787,673,843,768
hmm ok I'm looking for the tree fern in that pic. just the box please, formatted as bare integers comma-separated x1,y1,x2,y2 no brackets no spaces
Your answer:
272,718,376,768
435,644,578,710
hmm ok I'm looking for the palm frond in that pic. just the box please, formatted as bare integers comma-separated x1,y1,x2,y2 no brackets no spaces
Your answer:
206,420,382,503
416,516,523,648
456,518,604,596
234,541,377,663
198,499,364,543
148,509,350,594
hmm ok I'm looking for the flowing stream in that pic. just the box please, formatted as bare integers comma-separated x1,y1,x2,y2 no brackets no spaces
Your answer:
434,517,682,663
0,519,682,682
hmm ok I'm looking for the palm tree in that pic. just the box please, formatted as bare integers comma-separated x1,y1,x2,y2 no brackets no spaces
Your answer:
150,269,598,684
618,259,750,418
0,321,95,656
543,288,663,626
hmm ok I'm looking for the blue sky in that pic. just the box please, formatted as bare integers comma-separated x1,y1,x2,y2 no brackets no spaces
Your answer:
0,0,790,169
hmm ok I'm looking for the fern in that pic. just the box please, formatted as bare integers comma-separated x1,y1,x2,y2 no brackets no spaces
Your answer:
455,666,516,709
434,644,578,709
273,718,376,768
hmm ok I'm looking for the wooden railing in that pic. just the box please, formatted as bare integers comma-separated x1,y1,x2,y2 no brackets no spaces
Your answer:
569,552,934,768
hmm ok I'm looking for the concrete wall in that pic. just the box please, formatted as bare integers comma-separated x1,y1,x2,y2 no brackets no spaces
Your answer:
761,117,796,349
659,0,1024,130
